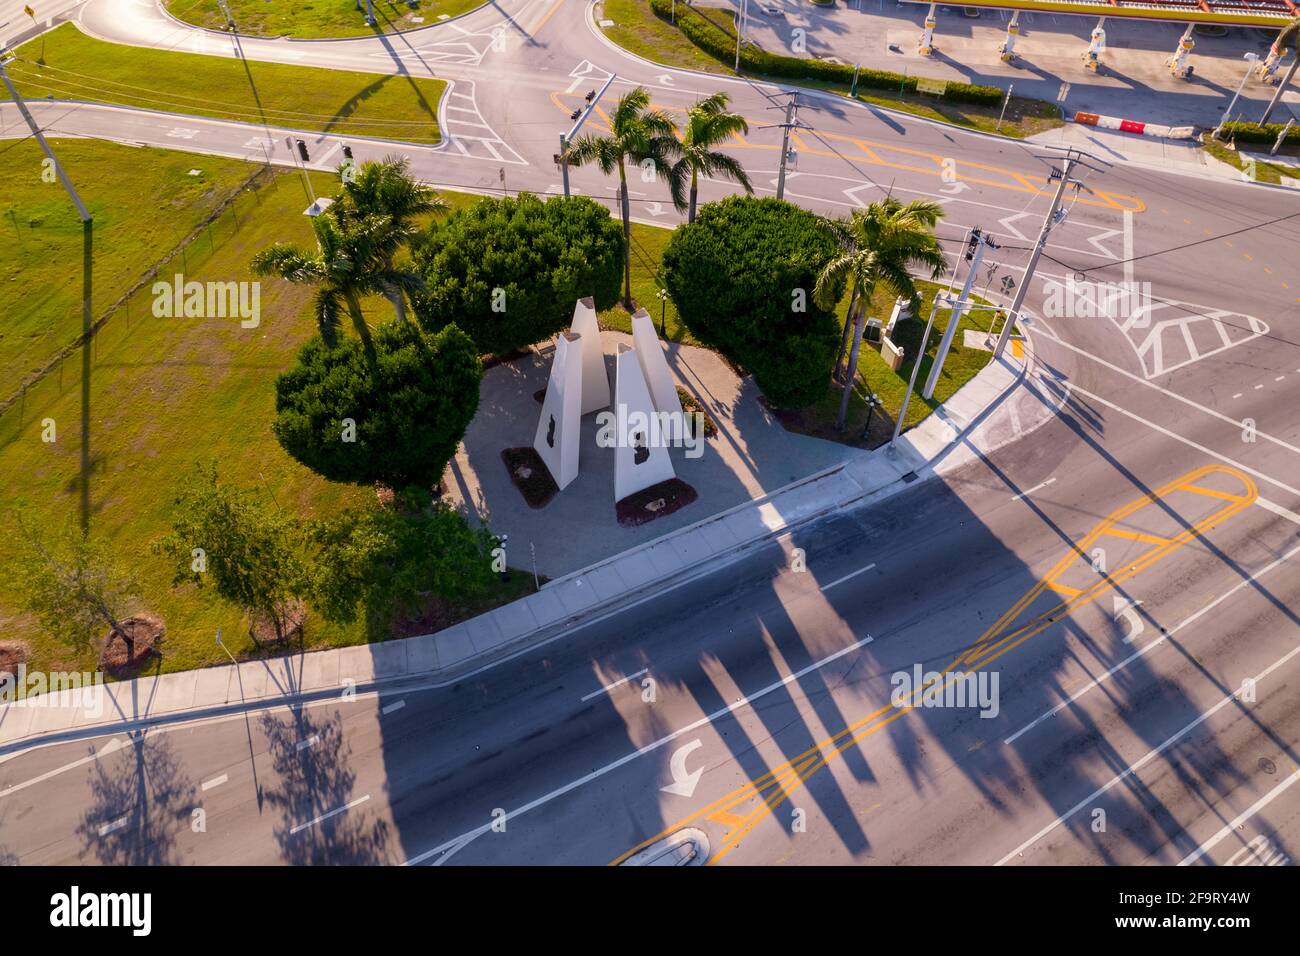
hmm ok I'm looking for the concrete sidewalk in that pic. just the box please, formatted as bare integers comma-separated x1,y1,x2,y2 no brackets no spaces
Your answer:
0,346,1037,755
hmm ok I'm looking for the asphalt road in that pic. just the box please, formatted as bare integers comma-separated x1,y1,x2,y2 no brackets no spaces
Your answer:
0,0,1298,866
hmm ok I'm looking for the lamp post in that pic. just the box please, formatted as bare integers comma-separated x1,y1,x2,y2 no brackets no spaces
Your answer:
862,393,882,442
1214,52,1261,140
656,287,670,337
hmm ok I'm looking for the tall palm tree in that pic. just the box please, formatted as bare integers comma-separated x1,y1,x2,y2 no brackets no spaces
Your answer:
668,92,752,224
565,86,681,307
814,197,947,431
331,155,446,323
252,212,422,352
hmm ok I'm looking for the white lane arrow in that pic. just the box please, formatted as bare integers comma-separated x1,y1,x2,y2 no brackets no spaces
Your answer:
843,183,877,207
940,181,969,195
657,74,675,86
661,739,704,797
1113,596,1145,644
1086,227,1124,260
645,202,667,216
998,211,1035,241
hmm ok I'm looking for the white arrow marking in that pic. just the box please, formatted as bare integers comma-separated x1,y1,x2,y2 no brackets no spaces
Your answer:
657,74,675,86
998,211,1034,241
843,183,877,207
1086,228,1124,260
645,202,667,216
940,181,969,195
661,739,704,797
1113,596,1145,644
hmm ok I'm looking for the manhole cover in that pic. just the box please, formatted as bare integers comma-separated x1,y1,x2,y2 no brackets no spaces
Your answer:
1259,757,1277,775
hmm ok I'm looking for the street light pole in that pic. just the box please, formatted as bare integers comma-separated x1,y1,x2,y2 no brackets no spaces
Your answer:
1214,52,1261,139
889,293,945,453
1260,55,1300,125
560,73,617,198
734,0,748,73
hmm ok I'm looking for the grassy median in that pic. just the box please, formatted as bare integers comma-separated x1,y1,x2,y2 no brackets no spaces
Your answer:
164,0,485,38
3,23,445,143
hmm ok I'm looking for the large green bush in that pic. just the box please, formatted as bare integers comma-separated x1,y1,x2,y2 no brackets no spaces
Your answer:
648,0,1004,107
412,193,624,356
273,321,482,492
662,195,841,408
1219,121,1300,146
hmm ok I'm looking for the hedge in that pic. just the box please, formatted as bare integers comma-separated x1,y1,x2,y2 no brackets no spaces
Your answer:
647,0,1004,107
1219,121,1300,147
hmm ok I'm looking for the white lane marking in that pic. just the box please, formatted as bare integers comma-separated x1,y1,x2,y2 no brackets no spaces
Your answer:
382,700,406,716
1063,381,1300,500
1255,384,1264,390
1276,376,1286,382
1009,398,1023,436
1232,393,1243,399
1011,477,1055,502
201,773,228,792
995,638,1300,865
1037,328,1300,463
0,737,120,799
99,816,128,837
1005,539,1300,745
404,632,876,865
1178,767,1300,866
1257,497,1300,526
315,142,342,168
581,669,649,703
296,735,319,752
289,794,371,835
820,563,877,592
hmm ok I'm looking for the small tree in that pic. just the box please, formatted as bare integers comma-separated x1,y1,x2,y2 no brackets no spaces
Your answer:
156,466,308,645
8,514,146,662
273,320,482,493
411,193,623,356
310,495,498,637
668,92,752,224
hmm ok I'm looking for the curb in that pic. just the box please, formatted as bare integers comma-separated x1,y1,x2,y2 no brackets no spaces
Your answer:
151,0,492,45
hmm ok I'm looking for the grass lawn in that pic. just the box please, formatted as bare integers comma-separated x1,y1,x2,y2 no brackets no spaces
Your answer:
597,223,696,345
164,0,485,38
3,23,445,143
596,0,1061,139
0,142,525,680
1200,133,1300,186
774,280,1002,448
0,140,259,406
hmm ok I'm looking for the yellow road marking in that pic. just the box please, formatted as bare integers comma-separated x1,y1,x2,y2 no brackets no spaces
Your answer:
610,464,1256,866
525,0,566,36
552,92,1145,212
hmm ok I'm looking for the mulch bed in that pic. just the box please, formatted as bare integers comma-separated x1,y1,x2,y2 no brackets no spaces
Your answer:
249,600,305,648
0,641,29,681
502,447,559,509
677,387,718,438
99,615,165,676
616,478,698,527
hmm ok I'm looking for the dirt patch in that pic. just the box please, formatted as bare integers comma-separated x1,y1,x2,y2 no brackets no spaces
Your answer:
677,386,718,438
616,478,698,527
99,615,165,675
249,599,305,648
502,447,559,509
0,641,30,680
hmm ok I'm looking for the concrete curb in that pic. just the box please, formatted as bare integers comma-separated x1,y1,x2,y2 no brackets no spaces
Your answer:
151,0,491,45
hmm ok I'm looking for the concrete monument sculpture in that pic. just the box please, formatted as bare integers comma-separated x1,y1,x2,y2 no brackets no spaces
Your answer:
613,343,675,503
570,296,610,415
630,308,683,419
533,331,584,490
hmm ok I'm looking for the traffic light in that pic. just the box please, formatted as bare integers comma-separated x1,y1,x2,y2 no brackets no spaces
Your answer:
342,144,353,161
965,227,982,261
295,139,310,163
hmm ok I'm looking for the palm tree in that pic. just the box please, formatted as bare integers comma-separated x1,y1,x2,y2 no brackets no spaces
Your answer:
668,92,752,224
252,212,422,352
565,86,681,307
814,197,947,431
331,155,446,323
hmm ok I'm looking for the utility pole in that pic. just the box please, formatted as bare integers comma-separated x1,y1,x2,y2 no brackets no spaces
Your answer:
890,292,948,453
993,147,1106,359
560,73,616,198
1260,56,1299,126
0,49,90,222
923,227,993,400
762,91,810,201
1213,52,1261,140
734,0,749,73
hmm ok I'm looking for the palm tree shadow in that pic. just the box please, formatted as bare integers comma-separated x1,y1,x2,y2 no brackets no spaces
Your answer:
76,733,195,865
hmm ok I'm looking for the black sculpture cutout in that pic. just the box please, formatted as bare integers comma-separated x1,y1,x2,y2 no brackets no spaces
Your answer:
546,414,556,448
632,429,649,465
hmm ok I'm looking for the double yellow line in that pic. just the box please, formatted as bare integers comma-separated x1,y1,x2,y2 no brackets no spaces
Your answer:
611,464,1257,865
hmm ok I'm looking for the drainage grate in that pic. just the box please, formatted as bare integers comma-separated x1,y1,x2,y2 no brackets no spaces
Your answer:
901,471,919,483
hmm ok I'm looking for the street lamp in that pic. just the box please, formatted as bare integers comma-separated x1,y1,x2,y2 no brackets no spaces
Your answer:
862,393,882,441
656,287,670,336
1213,52,1260,140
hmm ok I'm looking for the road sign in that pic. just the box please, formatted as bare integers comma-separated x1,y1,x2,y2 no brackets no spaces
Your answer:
24,5,35,19
916,77,948,96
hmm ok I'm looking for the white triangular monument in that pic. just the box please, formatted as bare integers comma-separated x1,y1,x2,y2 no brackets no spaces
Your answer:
570,296,610,415
534,331,583,491
630,308,683,418
614,343,676,503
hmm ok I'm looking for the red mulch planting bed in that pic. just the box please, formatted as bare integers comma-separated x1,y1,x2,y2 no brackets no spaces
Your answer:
99,615,165,675
502,447,559,509
0,641,29,680
616,478,698,527
249,600,305,648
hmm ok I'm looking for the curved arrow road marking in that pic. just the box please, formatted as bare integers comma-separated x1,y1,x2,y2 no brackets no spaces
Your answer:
662,740,704,798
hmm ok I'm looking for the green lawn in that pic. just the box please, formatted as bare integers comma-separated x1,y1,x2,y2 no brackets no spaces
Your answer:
164,0,485,38
3,23,445,143
595,0,1061,139
1,140,259,406
0,142,514,680
1201,133,1300,186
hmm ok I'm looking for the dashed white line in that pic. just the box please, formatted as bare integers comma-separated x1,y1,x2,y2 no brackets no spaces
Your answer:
0,737,120,799
296,735,319,752
581,669,650,702
1011,477,1056,501
820,563,878,592
201,773,228,792
1232,393,1243,400
289,794,371,835
99,816,128,836
1257,497,1300,526
382,700,406,715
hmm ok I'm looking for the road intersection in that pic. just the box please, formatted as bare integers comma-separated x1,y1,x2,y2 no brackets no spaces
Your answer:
0,0,1298,867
